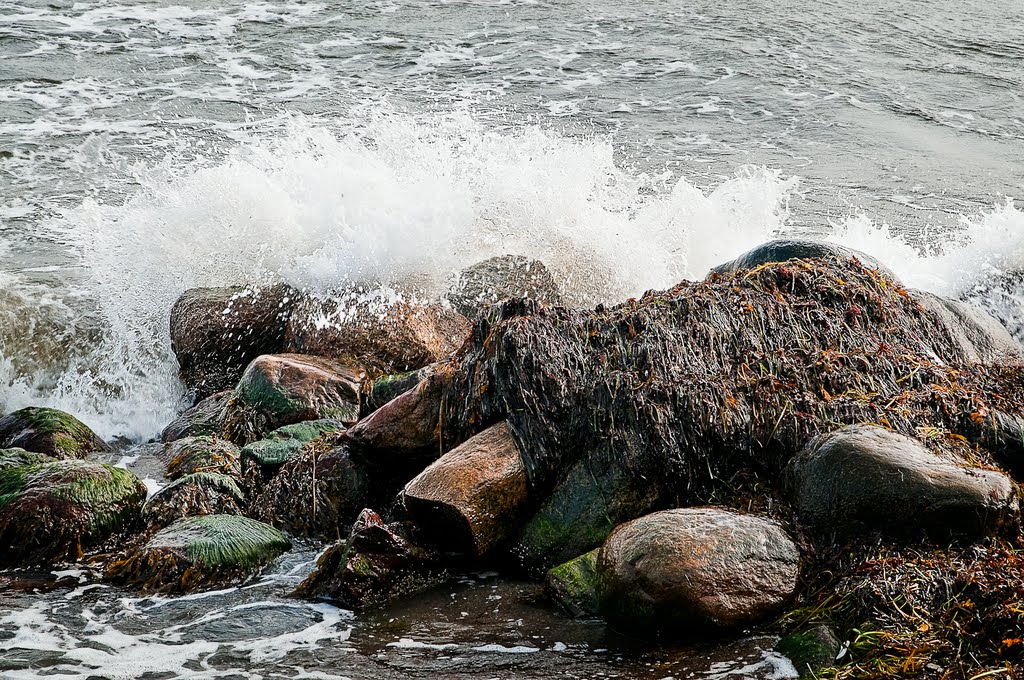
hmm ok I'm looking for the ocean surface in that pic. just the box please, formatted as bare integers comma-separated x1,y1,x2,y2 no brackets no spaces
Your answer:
1,0,1022,677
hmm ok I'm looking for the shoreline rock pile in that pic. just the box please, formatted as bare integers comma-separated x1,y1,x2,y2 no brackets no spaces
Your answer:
4,245,1024,678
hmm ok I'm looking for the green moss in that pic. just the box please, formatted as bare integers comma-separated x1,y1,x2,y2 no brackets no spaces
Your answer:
156,514,290,570
0,407,108,458
241,419,345,468
162,472,245,502
776,626,841,678
43,461,147,535
0,464,32,508
164,436,241,479
0,448,53,471
545,549,601,617
350,553,375,578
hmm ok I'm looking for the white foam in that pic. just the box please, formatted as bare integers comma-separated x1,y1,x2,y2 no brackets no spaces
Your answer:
387,637,460,650
470,643,541,653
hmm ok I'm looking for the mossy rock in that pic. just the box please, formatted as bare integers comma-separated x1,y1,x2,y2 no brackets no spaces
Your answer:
142,472,246,532
106,514,291,593
0,459,146,566
163,436,241,480
545,548,600,618
0,407,110,459
241,419,346,474
361,367,433,416
775,625,841,678
0,448,55,470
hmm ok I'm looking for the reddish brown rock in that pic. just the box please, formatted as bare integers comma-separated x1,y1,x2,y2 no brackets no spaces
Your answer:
402,421,529,557
597,508,800,635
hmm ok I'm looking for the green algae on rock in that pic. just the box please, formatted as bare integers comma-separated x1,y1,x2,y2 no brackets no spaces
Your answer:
545,548,600,618
0,407,110,459
241,418,347,478
163,436,241,480
142,472,246,532
0,448,55,470
106,514,291,593
0,459,146,566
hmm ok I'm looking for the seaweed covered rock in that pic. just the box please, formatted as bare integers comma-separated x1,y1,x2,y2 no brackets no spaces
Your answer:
597,508,800,635
912,289,1021,364
545,548,600,618
283,294,470,376
163,436,241,480
0,407,110,459
446,255,563,319
161,390,231,443
784,424,1018,540
240,418,346,483
0,459,146,566
292,508,446,610
403,421,530,557
170,283,296,398
775,625,841,679
142,472,246,531
222,353,363,446
711,238,898,282
514,446,664,574
361,364,435,417
106,514,290,594
0,447,54,470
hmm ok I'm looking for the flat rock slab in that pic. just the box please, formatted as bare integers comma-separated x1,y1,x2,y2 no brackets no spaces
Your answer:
403,421,529,557
785,424,1018,539
0,407,109,459
597,508,800,635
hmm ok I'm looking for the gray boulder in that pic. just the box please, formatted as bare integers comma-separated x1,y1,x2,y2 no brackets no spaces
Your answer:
711,238,899,282
446,255,562,319
911,289,1021,364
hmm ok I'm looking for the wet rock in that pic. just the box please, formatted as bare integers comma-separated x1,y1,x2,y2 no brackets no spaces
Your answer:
514,447,664,574
446,255,562,319
240,418,347,484
545,548,600,618
403,421,530,557
292,508,446,610
163,436,241,480
283,294,470,376
0,448,54,470
0,459,147,566
170,284,296,399
0,406,110,459
912,290,1021,364
160,390,232,443
254,442,376,539
142,472,246,532
961,269,1024,348
711,238,899,282
361,364,435,417
776,625,841,679
222,353,363,446
105,514,290,594
784,424,1018,539
597,508,800,635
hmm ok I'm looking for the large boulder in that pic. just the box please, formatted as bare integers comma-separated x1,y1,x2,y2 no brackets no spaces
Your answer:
0,407,110,459
446,255,562,319
961,270,1024,349
292,508,446,610
0,459,147,566
169,284,296,399
283,295,470,376
784,424,1018,539
402,421,530,557
711,238,899,282
911,289,1021,364
162,436,241,481
596,508,800,635
160,390,231,443
105,514,290,594
222,354,363,446
141,472,246,532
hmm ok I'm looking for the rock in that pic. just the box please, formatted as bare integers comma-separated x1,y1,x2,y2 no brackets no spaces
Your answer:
160,390,231,443
222,353,363,446
105,514,290,594
283,294,470,376
254,442,376,539
784,424,1019,539
361,365,435,417
912,290,1021,364
0,407,110,459
596,508,800,635
545,549,600,618
711,239,899,282
961,270,1024,349
170,284,296,399
776,625,841,679
142,472,246,532
446,255,563,319
240,418,347,483
0,459,147,566
403,421,530,557
514,447,664,574
0,448,55,470
292,508,446,610
162,436,241,480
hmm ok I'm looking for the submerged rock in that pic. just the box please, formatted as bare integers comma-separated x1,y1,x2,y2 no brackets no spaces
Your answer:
784,424,1018,540
446,255,563,319
597,508,800,635
292,508,446,610
105,514,290,594
163,436,241,481
0,459,146,566
545,548,600,618
710,238,898,282
160,390,232,443
170,284,296,399
142,472,246,532
222,353,363,446
0,407,110,459
403,421,530,557
283,295,470,376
